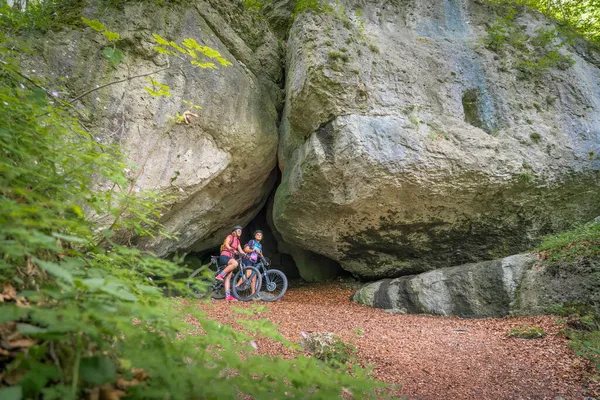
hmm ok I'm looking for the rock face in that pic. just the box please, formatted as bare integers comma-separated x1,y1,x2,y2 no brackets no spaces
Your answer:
514,256,600,316
273,0,600,279
35,0,283,256
353,253,536,317
266,196,343,281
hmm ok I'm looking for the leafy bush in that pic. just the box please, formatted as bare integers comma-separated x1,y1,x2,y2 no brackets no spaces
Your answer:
0,4,387,399
507,325,546,339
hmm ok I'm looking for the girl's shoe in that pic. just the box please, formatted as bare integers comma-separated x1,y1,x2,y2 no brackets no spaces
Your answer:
225,295,238,302
215,274,225,282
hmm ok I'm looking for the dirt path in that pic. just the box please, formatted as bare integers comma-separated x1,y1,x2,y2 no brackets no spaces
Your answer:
196,282,597,399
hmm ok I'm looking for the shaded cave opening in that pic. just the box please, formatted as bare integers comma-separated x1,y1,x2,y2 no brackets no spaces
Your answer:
182,203,302,280
180,190,351,285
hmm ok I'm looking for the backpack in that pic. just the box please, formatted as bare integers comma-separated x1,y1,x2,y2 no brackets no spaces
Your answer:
245,240,260,262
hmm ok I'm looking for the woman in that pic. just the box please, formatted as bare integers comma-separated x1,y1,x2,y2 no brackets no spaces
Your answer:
216,225,246,301
243,230,264,296
243,230,264,267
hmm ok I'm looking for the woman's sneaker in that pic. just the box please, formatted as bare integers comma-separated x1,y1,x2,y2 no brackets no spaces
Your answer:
215,273,225,282
225,295,238,302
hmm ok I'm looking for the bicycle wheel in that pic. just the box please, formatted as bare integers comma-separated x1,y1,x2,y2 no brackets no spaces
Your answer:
232,266,262,302
258,270,288,302
187,267,225,300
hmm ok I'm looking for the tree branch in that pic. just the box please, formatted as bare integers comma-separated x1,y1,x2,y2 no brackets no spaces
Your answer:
69,65,171,104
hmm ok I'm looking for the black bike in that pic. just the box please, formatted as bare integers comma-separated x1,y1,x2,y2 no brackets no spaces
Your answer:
253,256,288,302
187,253,261,301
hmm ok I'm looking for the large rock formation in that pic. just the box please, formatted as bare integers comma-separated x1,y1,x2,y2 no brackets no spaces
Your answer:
32,0,283,256
352,253,536,317
273,0,600,279
353,247,600,318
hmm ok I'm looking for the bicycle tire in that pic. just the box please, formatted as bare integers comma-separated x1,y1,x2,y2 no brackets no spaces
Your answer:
187,267,225,300
257,269,288,302
232,266,262,302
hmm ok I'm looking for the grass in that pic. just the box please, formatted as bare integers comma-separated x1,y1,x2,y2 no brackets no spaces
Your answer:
507,324,546,339
328,50,349,62
536,220,600,266
537,223,600,373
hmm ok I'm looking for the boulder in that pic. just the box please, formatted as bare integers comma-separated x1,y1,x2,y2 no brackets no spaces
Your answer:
514,256,600,316
352,253,537,317
31,0,283,256
266,195,342,281
273,0,600,279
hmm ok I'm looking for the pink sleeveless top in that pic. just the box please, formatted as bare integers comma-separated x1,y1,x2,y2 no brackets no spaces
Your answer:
220,235,240,258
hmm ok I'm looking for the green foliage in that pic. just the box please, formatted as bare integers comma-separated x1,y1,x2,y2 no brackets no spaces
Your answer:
485,0,600,45
0,0,87,33
484,8,575,78
82,17,125,67
507,324,547,339
536,220,600,268
294,0,331,16
144,77,171,98
0,7,387,400
329,50,349,62
530,131,541,143
553,303,600,372
241,0,270,12
568,330,600,371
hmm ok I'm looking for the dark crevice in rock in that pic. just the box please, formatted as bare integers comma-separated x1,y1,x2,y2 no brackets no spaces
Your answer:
462,88,488,132
315,118,336,160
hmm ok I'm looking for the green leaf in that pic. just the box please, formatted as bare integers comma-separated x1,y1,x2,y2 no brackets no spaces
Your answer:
71,205,84,218
198,45,221,59
169,41,187,54
0,387,22,400
34,259,73,285
52,232,87,243
81,278,105,291
190,60,216,69
101,282,138,302
21,362,62,396
181,38,201,50
17,323,48,335
101,31,121,42
81,17,107,32
217,57,233,67
135,284,160,296
102,47,125,66
152,33,170,46
79,356,117,385
153,46,172,55
27,87,47,106
0,305,29,323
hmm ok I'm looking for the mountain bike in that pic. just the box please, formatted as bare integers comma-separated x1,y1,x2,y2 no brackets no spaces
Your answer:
187,253,262,301
253,256,288,302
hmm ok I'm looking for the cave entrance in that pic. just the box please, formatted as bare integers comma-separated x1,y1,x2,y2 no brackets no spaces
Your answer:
183,203,301,280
